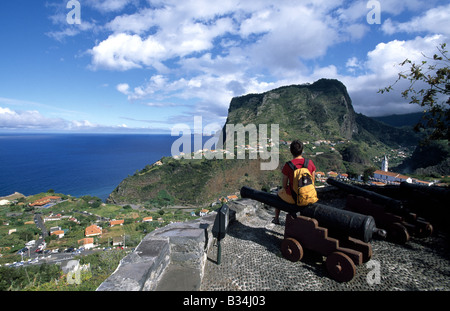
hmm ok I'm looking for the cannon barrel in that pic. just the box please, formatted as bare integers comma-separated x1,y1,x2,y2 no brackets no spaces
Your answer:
240,186,385,243
400,181,450,201
326,177,405,215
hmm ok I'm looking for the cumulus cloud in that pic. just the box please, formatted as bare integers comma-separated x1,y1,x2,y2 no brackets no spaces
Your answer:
90,15,235,71
116,83,130,94
0,106,142,132
382,3,450,36
85,0,137,13
342,34,448,116
43,0,450,126
88,0,376,122
0,107,67,129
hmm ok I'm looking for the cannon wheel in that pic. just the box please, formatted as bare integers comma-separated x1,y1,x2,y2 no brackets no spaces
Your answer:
388,222,410,244
416,222,433,239
326,251,356,283
281,238,303,262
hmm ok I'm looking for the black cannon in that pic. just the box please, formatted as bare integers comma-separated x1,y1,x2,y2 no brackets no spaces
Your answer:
327,178,433,244
399,182,450,232
326,177,405,215
240,186,384,243
240,186,386,282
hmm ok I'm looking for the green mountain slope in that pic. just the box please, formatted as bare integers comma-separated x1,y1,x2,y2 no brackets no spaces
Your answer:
225,79,358,141
107,79,421,206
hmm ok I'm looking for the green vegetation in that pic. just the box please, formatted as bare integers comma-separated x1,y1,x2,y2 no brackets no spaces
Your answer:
109,155,282,206
0,249,127,291
0,189,200,291
394,139,450,176
0,191,198,266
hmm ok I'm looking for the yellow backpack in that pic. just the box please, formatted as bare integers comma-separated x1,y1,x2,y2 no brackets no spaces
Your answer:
287,159,319,206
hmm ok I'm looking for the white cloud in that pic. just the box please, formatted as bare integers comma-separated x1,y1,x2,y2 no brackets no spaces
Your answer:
42,0,448,125
0,106,150,132
89,0,369,73
0,107,67,129
342,34,448,116
85,0,137,13
89,33,167,71
90,14,235,71
382,4,450,36
116,83,130,94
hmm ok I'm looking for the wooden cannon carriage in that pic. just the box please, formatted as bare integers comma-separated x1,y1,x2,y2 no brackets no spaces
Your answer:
240,186,385,282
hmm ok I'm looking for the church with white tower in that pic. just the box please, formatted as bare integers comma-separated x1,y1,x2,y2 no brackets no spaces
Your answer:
381,155,388,172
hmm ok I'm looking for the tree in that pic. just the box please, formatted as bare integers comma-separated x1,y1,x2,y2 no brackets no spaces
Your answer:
363,167,376,182
379,43,449,143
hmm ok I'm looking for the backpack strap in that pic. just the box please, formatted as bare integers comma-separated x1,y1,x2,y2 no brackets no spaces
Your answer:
303,158,309,169
286,161,297,202
287,161,296,171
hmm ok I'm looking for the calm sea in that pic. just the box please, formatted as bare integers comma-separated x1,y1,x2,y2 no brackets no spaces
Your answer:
0,133,191,200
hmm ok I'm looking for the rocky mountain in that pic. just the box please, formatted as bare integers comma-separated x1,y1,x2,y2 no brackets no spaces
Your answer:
224,79,358,142
224,78,418,145
107,79,421,206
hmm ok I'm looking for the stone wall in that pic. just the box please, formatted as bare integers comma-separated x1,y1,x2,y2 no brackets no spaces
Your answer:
96,199,258,291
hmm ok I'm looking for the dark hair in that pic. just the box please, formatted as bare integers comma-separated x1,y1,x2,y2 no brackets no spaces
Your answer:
290,140,303,157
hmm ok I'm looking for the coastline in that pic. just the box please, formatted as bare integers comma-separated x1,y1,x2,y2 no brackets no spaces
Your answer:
0,192,26,201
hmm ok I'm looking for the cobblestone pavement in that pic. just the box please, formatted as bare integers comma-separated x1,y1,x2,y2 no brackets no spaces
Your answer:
200,200,450,291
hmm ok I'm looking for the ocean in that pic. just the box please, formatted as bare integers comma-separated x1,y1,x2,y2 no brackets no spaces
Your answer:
0,133,189,201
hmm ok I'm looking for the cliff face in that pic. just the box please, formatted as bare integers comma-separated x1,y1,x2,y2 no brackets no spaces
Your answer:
224,79,359,141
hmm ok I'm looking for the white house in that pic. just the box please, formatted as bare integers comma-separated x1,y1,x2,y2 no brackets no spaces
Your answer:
78,238,94,249
373,170,412,184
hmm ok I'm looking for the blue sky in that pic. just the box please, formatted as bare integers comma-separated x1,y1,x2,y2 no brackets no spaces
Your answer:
0,0,449,133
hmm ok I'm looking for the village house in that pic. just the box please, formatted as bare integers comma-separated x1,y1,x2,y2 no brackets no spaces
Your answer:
44,214,62,222
112,236,124,247
143,216,153,222
78,237,94,249
372,170,412,184
200,209,209,216
227,194,238,201
49,226,62,233
30,196,61,207
327,171,338,178
110,219,124,227
50,230,65,239
69,217,80,224
85,224,102,237
338,173,349,180
412,179,434,186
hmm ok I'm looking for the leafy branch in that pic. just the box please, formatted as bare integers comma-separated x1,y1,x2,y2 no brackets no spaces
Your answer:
379,43,449,142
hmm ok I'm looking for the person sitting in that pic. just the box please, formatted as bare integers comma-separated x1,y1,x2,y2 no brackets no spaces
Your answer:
273,140,316,225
